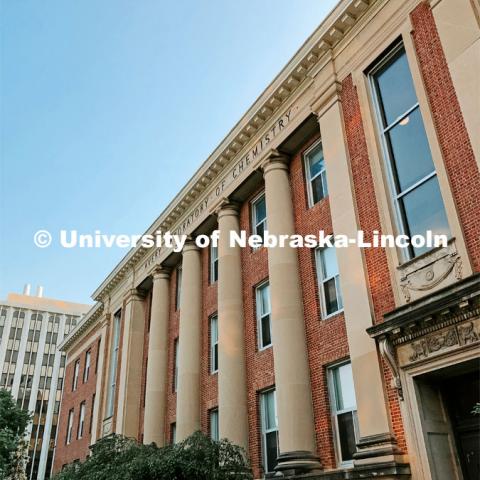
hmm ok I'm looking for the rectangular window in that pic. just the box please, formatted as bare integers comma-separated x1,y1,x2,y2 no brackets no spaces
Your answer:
369,42,449,259
328,361,358,465
256,282,272,349
173,339,179,392
305,141,328,206
83,350,91,383
209,408,219,441
316,247,343,317
260,389,279,474
77,402,86,439
252,193,267,242
210,243,218,283
106,310,121,418
95,338,101,374
72,360,80,391
210,314,218,374
170,423,176,444
89,393,95,434
176,267,182,310
66,409,74,445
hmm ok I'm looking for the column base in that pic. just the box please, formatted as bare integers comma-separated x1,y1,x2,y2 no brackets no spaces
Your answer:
270,451,322,477
353,433,405,466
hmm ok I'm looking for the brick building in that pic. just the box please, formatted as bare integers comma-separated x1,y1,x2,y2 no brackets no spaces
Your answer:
53,0,480,478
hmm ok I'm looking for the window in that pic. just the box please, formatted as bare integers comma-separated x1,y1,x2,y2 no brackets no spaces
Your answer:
170,423,176,444
252,194,267,241
95,339,101,374
173,339,179,392
210,243,218,283
210,314,218,374
328,362,358,465
106,310,121,418
256,282,272,349
83,350,91,383
176,267,182,310
370,43,449,259
72,360,80,391
316,247,343,317
305,141,328,206
77,402,86,439
260,389,279,474
89,393,95,434
209,408,219,441
66,409,74,445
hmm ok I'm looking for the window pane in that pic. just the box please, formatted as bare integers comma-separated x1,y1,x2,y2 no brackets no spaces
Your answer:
264,391,277,430
387,107,435,191
324,278,339,315
375,48,417,126
255,196,266,224
261,315,271,347
256,220,265,239
260,285,270,315
334,363,356,411
211,316,218,343
337,411,356,462
312,175,326,204
265,431,279,472
308,144,325,177
320,247,339,279
210,410,219,441
402,176,450,256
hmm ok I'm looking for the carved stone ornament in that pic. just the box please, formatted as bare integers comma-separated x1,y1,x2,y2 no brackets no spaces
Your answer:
399,241,462,303
379,337,403,400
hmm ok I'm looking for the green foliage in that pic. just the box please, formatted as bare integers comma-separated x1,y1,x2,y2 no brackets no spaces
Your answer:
0,389,32,479
53,431,252,480
472,402,480,415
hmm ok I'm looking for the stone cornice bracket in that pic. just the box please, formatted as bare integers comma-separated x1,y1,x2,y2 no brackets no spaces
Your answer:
182,239,200,254
123,287,145,303
260,148,290,175
379,336,403,401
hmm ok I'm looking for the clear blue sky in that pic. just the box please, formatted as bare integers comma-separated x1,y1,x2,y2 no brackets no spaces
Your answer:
0,0,338,305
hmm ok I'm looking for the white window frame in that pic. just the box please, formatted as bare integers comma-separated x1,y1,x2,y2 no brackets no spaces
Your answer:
327,361,359,467
66,409,74,445
106,310,121,418
368,41,449,261
210,243,218,283
260,388,279,474
304,140,328,207
251,192,267,242
210,314,218,374
256,281,272,350
315,247,343,319
173,338,179,392
77,401,86,439
83,350,91,383
209,408,219,441
72,360,80,391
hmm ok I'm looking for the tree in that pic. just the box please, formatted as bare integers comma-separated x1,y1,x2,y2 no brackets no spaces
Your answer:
53,431,252,480
0,389,32,479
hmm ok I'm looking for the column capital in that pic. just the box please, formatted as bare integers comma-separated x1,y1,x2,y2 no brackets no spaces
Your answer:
182,240,200,254
261,149,290,175
123,288,145,303
152,266,171,282
310,80,342,119
216,199,240,219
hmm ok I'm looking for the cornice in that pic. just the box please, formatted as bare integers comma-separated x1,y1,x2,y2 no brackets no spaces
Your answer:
59,302,105,352
92,0,378,302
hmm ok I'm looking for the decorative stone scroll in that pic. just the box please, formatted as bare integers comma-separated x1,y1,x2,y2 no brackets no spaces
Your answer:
379,337,403,400
399,240,462,303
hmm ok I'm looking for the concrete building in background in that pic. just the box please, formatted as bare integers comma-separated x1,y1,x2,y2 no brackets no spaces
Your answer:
0,286,89,479
53,0,479,479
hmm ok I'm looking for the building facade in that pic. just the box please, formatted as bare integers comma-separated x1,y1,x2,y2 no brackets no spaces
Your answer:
53,0,480,478
0,286,89,479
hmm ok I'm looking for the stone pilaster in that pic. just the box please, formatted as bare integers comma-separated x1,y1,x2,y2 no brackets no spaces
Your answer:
143,267,171,446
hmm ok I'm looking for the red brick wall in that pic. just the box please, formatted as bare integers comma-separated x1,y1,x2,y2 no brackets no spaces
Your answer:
53,328,101,473
200,241,219,433
289,133,350,469
411,1,480,272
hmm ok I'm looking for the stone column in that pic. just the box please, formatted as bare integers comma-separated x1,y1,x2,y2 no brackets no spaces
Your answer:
176,242,202,441
116,289,146,439
316,91,404,465
217,202,249,450
263,152,321,474
143,267,171,446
